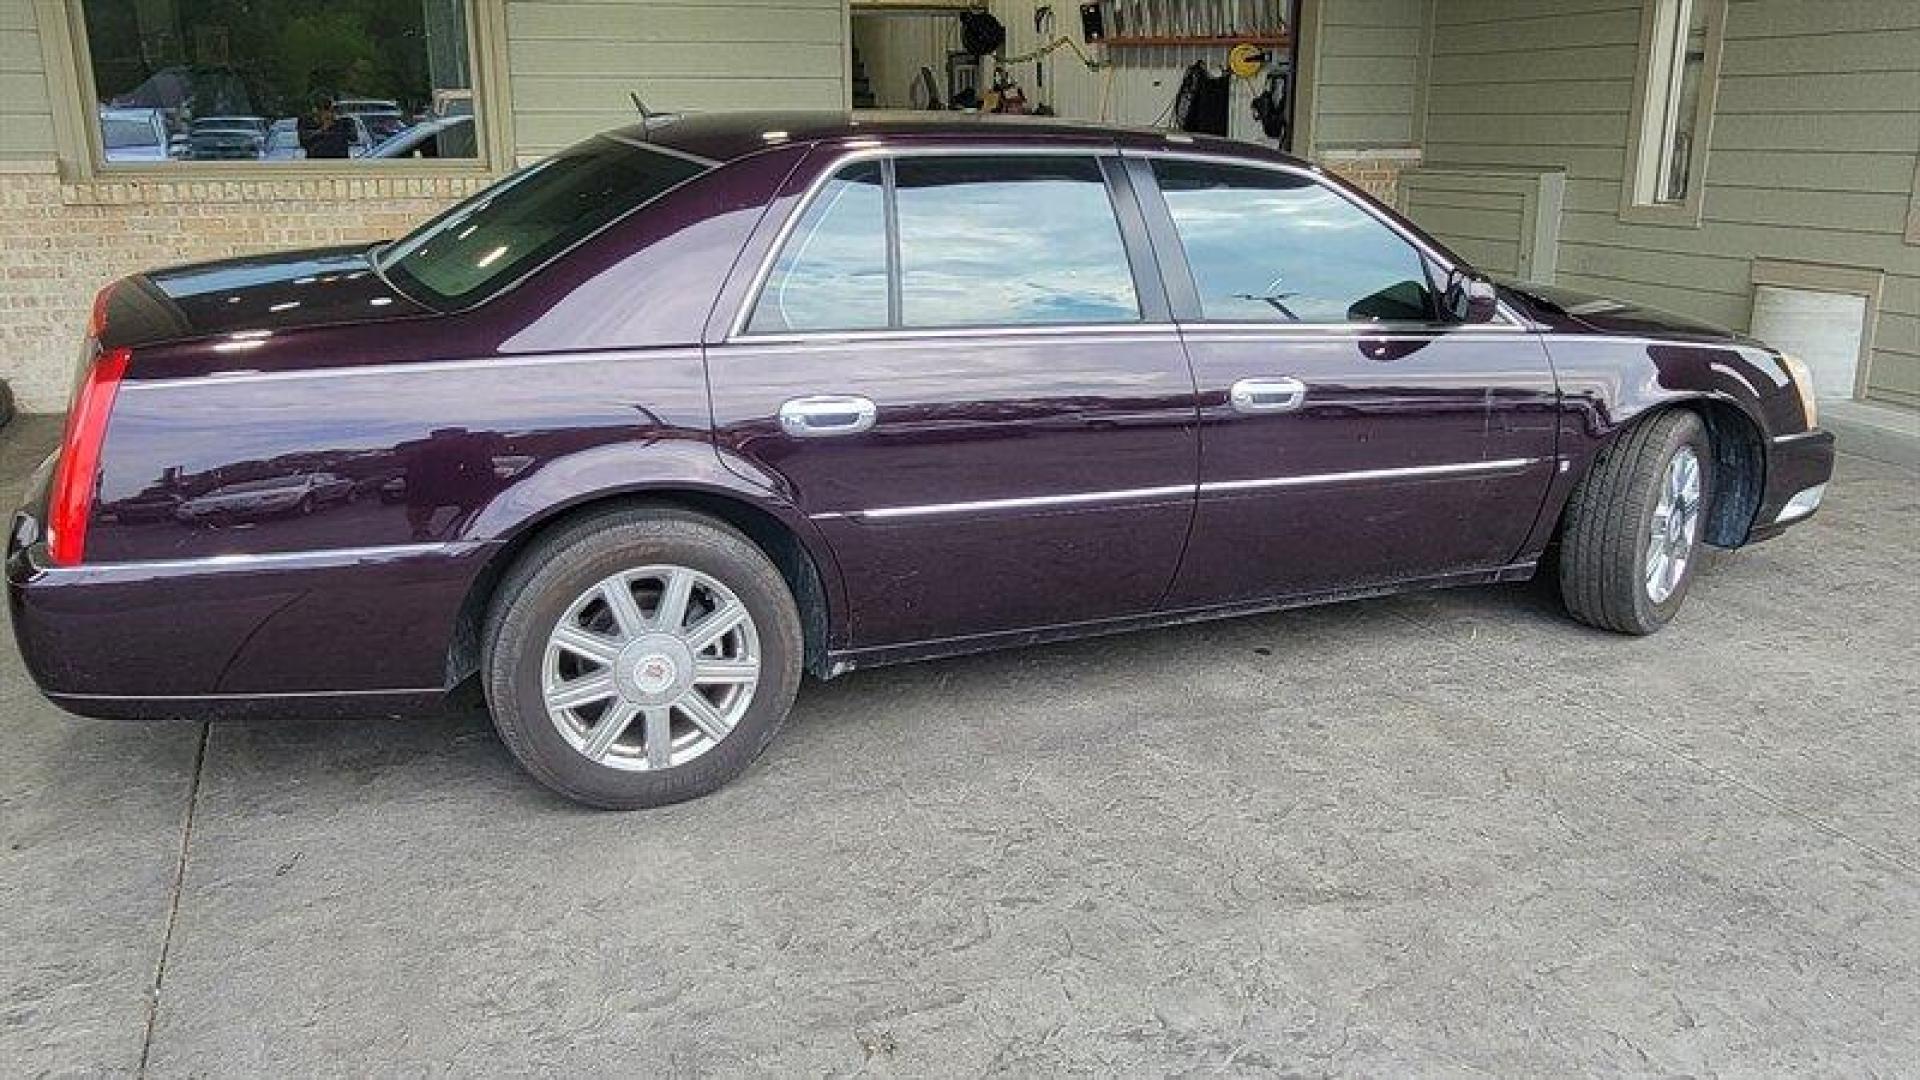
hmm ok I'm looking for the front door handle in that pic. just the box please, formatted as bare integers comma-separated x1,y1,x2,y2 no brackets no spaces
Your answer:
1229,377,1307,414
779,395,878,438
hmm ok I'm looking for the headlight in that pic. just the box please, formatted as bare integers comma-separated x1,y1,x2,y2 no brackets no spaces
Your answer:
1778,352,1817,429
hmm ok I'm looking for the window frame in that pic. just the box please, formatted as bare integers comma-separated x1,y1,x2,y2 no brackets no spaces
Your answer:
32,0,514,182
1129,150,1521,331
731,145,1169,341
1620,0,1727,228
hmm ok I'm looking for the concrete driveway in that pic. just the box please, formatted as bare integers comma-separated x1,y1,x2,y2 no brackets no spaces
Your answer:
3,414,1915,1077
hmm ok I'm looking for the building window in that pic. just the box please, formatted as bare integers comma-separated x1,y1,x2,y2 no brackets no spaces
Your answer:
69,0,487,169
1623,0,1725,224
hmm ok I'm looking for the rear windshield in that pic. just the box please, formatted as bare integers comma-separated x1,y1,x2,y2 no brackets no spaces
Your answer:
375,136,711,310
102,117,157,149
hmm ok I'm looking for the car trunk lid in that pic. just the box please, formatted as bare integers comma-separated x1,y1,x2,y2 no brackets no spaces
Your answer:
97,246,435,350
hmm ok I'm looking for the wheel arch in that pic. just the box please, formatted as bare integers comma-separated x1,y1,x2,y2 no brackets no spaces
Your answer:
1558,394,1767,550
447,483,845,693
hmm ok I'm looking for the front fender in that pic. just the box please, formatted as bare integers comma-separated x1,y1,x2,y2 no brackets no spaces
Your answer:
1531,335,1802,552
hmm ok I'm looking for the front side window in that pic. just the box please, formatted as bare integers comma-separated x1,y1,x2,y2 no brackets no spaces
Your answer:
1153,160,1435,324
78,0,480,166
746,154,1140,334
376,138,710,310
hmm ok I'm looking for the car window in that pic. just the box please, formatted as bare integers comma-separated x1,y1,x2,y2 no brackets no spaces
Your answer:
102,117,158,149
376,136,710,310
747,162,888,334
894,156,1138,328
1152,160,1436,324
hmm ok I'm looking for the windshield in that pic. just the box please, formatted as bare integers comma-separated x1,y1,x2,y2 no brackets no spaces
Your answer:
102,117,158,149
375,136,712,310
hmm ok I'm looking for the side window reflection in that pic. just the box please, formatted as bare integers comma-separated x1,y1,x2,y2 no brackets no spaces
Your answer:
1153,160,1436,324
748,162,888,334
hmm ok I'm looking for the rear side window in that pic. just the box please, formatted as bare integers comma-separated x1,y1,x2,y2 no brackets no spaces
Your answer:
894,157,1138,328
747,162,888,334
377,137,710,310
1152,160,1436,324
746,154,1140,334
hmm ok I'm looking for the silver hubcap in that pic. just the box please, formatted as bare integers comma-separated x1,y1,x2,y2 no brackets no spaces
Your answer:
1646,446,1702,604
541,565,760,772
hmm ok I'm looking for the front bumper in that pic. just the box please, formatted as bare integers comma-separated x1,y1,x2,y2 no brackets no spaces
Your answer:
1747,428,1835,543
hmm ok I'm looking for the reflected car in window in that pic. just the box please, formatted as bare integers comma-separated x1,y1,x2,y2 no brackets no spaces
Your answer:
8,113,1834,811
365,115,476,160
185,116,268,160
98,107,171,163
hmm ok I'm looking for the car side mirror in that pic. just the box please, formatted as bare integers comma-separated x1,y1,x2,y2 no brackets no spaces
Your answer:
1443,270,1500,324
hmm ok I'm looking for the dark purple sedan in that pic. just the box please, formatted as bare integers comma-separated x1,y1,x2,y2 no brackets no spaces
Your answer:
7,113,1834,809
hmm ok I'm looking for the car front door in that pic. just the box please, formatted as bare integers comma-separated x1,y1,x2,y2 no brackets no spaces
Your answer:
1130,155,1559,608
705,148,1199,650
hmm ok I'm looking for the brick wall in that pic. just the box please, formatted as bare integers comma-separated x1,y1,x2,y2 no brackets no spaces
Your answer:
0,162,483,411
1318,148,1423,208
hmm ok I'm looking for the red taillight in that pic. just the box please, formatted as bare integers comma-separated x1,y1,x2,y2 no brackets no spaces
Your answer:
46,346,129,567
87,279,118,341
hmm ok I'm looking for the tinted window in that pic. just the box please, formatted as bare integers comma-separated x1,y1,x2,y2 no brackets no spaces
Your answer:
1153,161,1435,324
748,162,888,334
376,137,709,309
895,157,1138,327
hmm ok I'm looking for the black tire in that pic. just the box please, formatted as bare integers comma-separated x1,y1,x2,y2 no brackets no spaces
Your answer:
482,506,804,809
1559,409,1713,635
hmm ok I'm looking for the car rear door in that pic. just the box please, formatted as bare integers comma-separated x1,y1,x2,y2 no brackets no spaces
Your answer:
1129,154,1559,607
705,145,1199,649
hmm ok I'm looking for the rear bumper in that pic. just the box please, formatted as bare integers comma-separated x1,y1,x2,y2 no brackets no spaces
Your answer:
1747,428,1835,543
8,491,491,719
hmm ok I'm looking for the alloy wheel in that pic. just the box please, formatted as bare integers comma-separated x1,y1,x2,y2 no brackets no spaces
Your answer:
541,565,760,771
1645,446,1702,604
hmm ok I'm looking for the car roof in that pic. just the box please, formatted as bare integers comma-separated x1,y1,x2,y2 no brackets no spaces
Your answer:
606,110,1308,168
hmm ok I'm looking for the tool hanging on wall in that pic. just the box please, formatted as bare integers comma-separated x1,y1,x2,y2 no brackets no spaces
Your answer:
1032,6,1057,114
1250,65,1290,143
1173,61,1230,136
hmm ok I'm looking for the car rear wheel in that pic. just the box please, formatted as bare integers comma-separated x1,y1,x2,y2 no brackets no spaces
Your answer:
482,507,803,809
1559,409,1713,635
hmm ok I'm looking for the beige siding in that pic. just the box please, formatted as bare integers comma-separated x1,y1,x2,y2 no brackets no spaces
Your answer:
1312,0,1426,148
850,11,957,108
0,0,55,159
1421,0,1920,408
507,0,848,156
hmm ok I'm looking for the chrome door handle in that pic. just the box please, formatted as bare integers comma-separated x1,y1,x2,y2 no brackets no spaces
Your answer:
1229,377,1307,413
778,395,877,438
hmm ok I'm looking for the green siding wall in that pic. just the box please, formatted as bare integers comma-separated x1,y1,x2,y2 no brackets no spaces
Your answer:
0,0,55,158
1422,0,1920,407
507,0,848,156
1313,0,1427,149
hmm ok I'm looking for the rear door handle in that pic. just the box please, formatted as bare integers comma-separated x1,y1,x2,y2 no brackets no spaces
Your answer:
779,395,878,438
1229,377,1307,413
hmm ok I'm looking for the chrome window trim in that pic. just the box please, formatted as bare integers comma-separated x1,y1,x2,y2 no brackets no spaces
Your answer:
814,458,1546,521
734,322,1182,348
727,143,1143,343
1131,148,1528,329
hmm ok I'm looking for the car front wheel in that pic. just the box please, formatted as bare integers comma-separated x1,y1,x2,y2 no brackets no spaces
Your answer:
482,507,803,809
1559,409,1714,635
